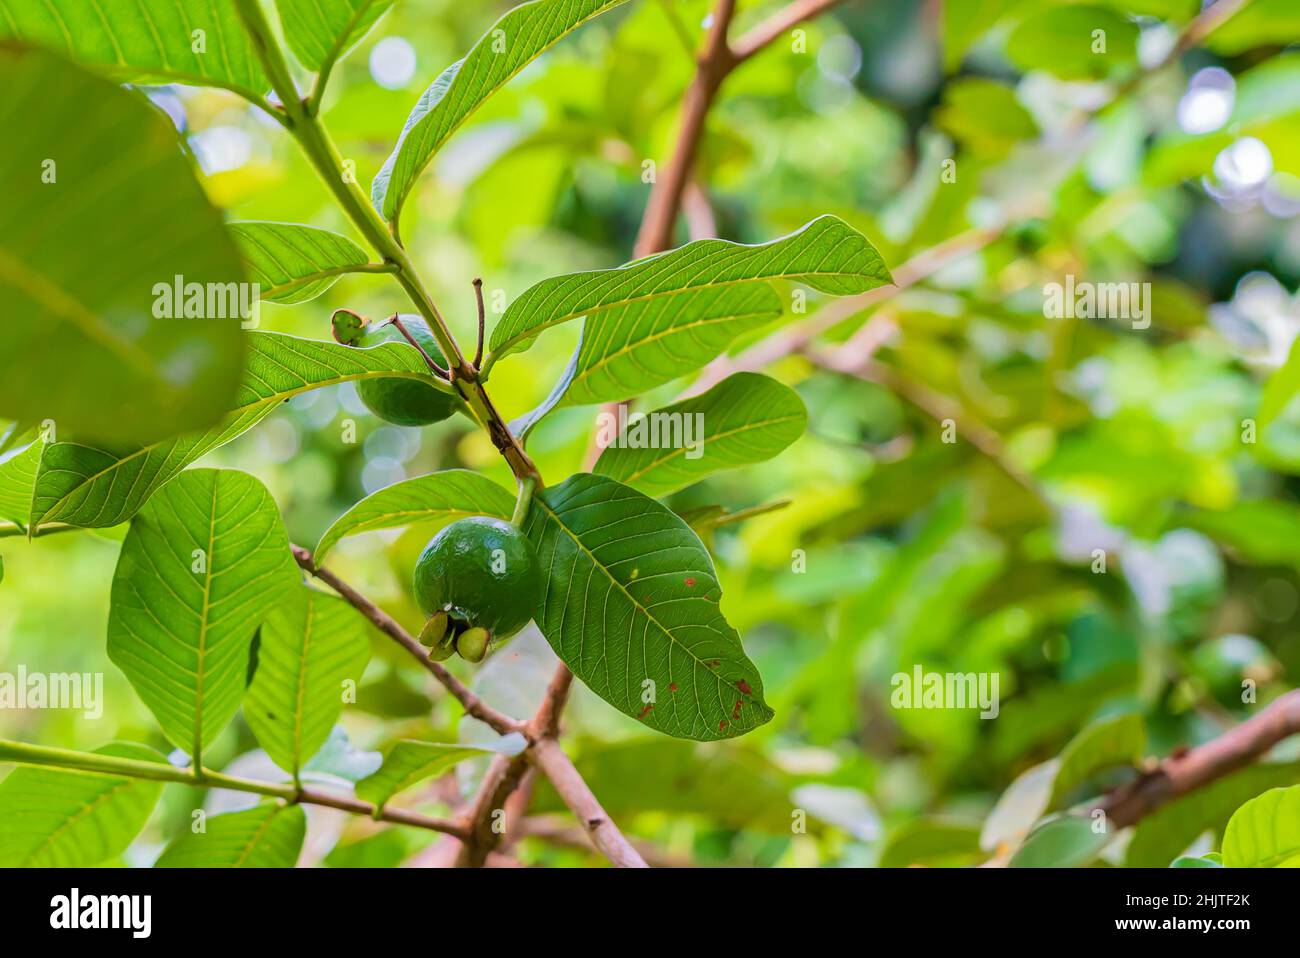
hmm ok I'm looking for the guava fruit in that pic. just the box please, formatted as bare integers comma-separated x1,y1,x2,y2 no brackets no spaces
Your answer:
337,313,459,426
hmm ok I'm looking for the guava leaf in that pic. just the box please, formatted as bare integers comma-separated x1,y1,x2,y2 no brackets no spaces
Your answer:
1222,784,1300,867
314,469,515,562
1050,711,1146,807
372,0,630,223
0,44,247,445
155,804,306,868
522,473,773,741
0,743,165,867
229,222,374,305
273,0,394,73
107,469,299,760
244,587,371,778
355,741,503,808
594,373,808,498
30,332,443,530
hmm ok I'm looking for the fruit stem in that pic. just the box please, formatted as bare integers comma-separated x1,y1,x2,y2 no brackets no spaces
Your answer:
389,315,451,380
511,478,536,528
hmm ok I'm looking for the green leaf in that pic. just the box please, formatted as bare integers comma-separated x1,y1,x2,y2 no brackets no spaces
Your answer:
0,743,165,867
1004,5,1138,81
0,428,41,529
878,820,984,868
373,0,630,223
522,473,773,741
314,469,515,562
355,740,503,808
1125,761,1300,866
559,285,784,406
1171,853,1223,867
272,0,394,73
229,222,375,305
488,215,891,364
155,803,306,867
980,758,1059,851
593,373,808,498
244,587,371,779
0,1,268,103
1222,785,1300,867
30,332,443,530
1008,816,1109,867
107,469,299,759
1050,711,1146,807
0,44,247,446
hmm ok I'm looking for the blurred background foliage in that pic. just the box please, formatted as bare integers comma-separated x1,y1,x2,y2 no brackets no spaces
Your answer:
4,0,1300,867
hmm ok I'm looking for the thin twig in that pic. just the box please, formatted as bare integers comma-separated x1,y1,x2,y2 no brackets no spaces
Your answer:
291,545,528,737
389,314,451,380
472,278,486,369
530,738,649,868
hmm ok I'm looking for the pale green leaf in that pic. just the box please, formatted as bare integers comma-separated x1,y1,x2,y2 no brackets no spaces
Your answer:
980,758,1059,851
1004,5,1138,81
273,0,394,73
878,820,984,868
594,373,807,498
229,222,375,305
314,469,515,562
30,332,444,530
373,0,630,223
488,215,892,363
1126,762,1300,867
1008,816,1109,867
107,469,299,759
522,473,773,741
1171,853,1223,867
0,0,268,103
1050,711,1146,807
155,803,306,867
355,740,501,808
1222,785,1300,867
0,743,165,867
0,45,247,445
244,587,371,778
0,428,41,528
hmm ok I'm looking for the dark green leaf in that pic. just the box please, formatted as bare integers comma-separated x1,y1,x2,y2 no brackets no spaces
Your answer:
1005,5,1138,81
523,473,773,741
1008,816,1109,867
1050,711,1146,807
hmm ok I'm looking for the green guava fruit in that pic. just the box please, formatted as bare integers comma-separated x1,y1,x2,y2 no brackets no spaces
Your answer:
346,315,458,426
412,517,542,648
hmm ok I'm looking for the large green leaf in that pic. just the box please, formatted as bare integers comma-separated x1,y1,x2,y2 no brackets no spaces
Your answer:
0,743,165,867
487,215,892,364
244,586,371,779
0,1,267,102
0,428,41,529
1050,711,1146,808
1004,5,1138,81
273,0,394,73
559,285,784,406
373,0,630,223
1222,785,1300,867
107,469,299,760
0,44,247,445
229,222,375,305
355,740,502,808
314,469,515,562
522,473,773,741
980,758,1059,851
594,373,808,498
1125,762,1300,866
878,819,984,868
155,803,306,867
30,332,443,530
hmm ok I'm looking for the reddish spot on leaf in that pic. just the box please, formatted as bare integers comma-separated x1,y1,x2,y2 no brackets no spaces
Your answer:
732,699,743,719
684,577,696,587
668,683,678,692
736,679,753,696
718,719,727,731
637,704,653,720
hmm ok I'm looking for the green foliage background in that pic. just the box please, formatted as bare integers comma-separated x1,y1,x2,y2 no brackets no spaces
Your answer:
3,0,1300,868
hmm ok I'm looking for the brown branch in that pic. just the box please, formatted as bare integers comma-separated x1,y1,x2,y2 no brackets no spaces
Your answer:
291,545,528,737
530,737,649,868
453,752,533,867
295,785,468,838
731,0,848,64
519,817,696,868
1100,690,1300,829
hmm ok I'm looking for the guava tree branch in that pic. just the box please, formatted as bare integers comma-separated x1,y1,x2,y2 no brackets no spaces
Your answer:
1099,689,1300,829
0,739,468,839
